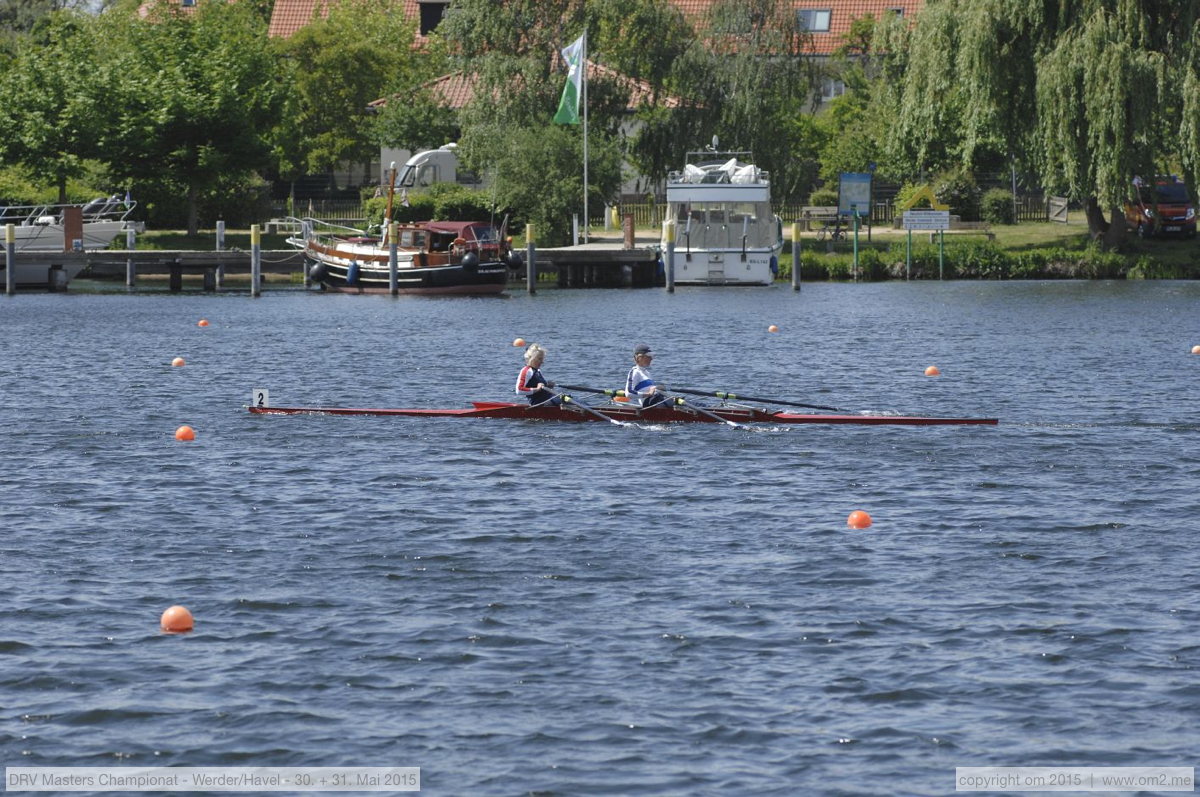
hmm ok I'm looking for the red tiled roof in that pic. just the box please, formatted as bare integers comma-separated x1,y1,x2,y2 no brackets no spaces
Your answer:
670,0,924,55
268,0,426,39
268,1,923,54
371,62,681,113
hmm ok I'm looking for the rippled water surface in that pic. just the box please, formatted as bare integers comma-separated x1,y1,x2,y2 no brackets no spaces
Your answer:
2,281,1198,795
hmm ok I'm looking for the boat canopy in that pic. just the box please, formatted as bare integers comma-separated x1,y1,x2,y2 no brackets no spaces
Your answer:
671,158,767,186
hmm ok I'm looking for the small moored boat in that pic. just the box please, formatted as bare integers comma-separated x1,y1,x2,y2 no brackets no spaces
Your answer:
0,197,144,288
663,147,784,286
287,160,519,295
290,218,517,295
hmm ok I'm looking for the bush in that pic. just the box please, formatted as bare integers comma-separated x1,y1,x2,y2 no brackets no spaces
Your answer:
981,188,1015,224
951,240,1009,279
1127,256,1196,279
932,169,982,221
808,187,839,207
794,250,831,280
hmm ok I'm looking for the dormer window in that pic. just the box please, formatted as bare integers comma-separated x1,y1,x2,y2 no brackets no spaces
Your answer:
798,9,831,32
418,1,449,35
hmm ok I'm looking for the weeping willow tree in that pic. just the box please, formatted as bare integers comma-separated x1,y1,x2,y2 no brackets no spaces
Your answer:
895,0,1200,245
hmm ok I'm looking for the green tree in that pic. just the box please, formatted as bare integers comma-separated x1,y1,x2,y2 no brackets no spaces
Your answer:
371,82,459,156
0,12,112,201
460,121,621,244
895,0,1200,245
815,12,913,185
272,0,423,189
95,0,281,235
428,0,627,242
665,0,820,199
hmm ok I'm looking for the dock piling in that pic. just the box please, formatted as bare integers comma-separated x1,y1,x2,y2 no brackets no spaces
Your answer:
664,220,675,293
250,224,261,298
791,223,801,292
5,224,14,296
388,222,398,296
526,224,536,295
215,220,225,291
124,226,137,289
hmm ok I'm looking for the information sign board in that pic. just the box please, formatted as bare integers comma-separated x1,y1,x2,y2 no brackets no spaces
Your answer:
838,173,873,217
903,210,951,230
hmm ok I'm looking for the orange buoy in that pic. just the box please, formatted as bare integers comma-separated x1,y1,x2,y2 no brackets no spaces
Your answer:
614,395,629,403
513,337,526,347
1192,345,1200,355
160,605,194,633
768,325,779,333
924,365,941,377
197,319,209,327
171,357,185,367
846,510,873,529
175,425,195,441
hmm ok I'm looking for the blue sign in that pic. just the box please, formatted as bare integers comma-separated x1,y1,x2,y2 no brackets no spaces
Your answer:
839,173,873,217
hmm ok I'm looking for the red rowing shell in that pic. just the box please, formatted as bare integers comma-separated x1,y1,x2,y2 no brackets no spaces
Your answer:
248,401,998,426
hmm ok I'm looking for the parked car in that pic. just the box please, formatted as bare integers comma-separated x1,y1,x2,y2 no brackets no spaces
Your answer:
1124,176,1196,239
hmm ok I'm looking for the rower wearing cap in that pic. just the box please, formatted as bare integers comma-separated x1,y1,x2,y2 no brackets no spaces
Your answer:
516,343,560,406
625,344,666,407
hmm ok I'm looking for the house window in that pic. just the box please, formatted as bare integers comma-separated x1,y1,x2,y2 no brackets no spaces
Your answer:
798,9,832,32
890,7,905,17
821,78,846,101
180,0,195,6
418,2,449,35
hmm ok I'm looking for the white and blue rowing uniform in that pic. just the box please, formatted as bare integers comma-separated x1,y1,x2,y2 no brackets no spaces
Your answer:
625,364,666,407
516,365,559,406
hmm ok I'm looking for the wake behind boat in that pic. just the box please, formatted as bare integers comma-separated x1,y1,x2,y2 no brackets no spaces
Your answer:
247,396,998,426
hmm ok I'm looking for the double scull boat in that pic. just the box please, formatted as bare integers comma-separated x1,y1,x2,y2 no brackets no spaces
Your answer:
248,399,997,426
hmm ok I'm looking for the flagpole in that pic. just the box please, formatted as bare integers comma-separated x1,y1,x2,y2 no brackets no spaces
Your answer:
582,31,589,243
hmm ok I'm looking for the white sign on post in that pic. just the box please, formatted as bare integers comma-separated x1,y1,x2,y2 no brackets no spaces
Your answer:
903,210,951,230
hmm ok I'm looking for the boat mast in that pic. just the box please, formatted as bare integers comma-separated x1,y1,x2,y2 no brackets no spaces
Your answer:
381,162,397,244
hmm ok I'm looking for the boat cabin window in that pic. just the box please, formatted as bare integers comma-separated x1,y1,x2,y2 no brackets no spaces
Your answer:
397,229,428,248
676,203,759,226
674,201,773,248
469,225,498,243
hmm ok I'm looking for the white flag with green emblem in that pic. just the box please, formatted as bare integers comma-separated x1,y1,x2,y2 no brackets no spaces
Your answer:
553,33,585,125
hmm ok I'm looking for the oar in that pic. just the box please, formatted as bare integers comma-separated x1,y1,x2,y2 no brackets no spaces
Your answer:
557,384,623,398
659,391,748,429
559,383,748,429
668,386,851,414
542,388,632,427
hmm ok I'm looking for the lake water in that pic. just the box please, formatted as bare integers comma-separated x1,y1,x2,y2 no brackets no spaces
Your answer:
1,281,1198,795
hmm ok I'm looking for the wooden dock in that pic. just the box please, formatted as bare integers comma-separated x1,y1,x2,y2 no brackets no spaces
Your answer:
535,241,662,288
1,249,307,291
4,241,664,292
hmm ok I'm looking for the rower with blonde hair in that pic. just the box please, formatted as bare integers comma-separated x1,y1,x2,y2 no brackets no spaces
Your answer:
515,343,559,405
